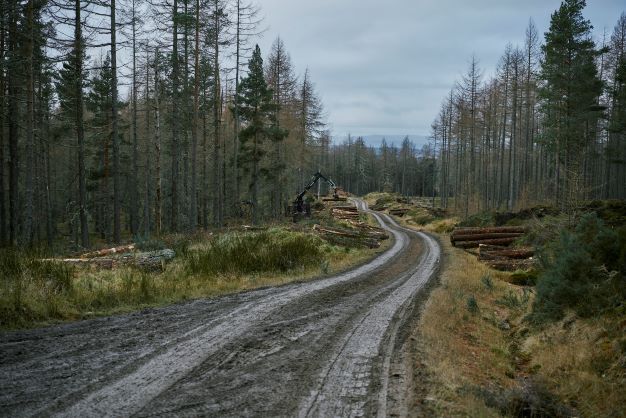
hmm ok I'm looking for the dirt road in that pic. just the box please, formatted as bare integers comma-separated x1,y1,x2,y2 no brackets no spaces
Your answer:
0,200,440,417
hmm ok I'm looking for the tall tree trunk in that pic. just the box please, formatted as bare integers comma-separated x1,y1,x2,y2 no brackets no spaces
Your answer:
182,0,190,230
143,46,151,237
508,60,518,210
24,0,35,246
233,0,241,215
154,49,162,236
44,106,53,247
7,0,18,245
170,0,180,232
75,0,89,248
0,1,7,245
130,0,139,236
190,0,200,232
252,132,259,225
212,0,222,227
111,0,121,242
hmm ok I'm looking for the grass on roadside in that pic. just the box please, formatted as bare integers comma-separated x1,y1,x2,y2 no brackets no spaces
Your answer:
0,224,389,330
413,217,625,417
417,239,528,417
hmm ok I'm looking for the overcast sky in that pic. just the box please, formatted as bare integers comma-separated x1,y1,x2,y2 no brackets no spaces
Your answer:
255,0,624,140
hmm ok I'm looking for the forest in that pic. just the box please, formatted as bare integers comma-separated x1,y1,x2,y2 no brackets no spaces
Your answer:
0,0,625,249
430,6,626,218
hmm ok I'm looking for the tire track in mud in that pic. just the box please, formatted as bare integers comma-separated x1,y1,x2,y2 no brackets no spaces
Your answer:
0,199,440,418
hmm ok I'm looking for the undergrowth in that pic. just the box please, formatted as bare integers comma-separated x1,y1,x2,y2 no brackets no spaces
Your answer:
531,213,626,322
184,228,325,275
0,226,380,330
413,207,626,418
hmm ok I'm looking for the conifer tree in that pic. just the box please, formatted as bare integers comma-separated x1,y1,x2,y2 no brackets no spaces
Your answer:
539,0,603,208
236,45,283,224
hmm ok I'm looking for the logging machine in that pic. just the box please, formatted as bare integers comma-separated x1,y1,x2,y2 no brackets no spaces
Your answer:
292,171,340,220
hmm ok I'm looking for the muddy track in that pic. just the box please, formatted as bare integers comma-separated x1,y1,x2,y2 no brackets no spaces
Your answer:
0,200,440,418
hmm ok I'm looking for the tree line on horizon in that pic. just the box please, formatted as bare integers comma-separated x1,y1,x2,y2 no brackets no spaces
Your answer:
429,0,626,218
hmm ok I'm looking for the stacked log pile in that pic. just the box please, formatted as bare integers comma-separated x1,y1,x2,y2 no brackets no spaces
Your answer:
322,196,348,202
451,226,535,271
313,223,389,249
345,220,390,241
450,227,526,248
389,208,409,217
478,244,535,271
330,206,360,221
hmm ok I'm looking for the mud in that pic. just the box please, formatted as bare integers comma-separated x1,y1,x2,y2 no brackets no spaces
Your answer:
0,199,441,417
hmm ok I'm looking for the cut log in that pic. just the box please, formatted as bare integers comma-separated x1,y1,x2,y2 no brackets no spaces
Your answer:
332,206,358,212
451,232,524,242
80,244,135,259
451,226,527,235
134,249,175,271
478,245,534,260
485,259,535,272
453,237,518,248
242,225,267,231
43,258,117,269
476,244,508,251
313,224,360,238
345,221,389,240
389,208,409,216
42,249,175,271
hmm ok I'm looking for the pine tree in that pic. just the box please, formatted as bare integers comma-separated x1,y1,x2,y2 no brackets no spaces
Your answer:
539,0,603,208
236,45,283,224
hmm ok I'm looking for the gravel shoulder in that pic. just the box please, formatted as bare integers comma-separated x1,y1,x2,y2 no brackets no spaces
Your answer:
0,200,441,418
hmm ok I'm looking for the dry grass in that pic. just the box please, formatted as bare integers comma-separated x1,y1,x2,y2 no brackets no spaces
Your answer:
417,238,527,416
1,223,390,330
412,219,625,417
522,315,626,418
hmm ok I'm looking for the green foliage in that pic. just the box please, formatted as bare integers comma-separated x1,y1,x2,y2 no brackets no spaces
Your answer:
467,295,479,313
481,274,494,291
539,0,603,165
497,289,531,309
0,249,76,328
458,211,495,227
531,214,626,322
184,228,325,276
508,270,538,286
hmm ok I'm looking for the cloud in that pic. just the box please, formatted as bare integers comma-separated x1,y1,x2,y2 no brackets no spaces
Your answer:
256,0,624,138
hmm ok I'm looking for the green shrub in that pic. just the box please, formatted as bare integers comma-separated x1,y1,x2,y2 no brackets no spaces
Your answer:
497,289,531,309
467,295,479,313
531,214,626,323
185,228,325,276
481,274,494,291
0,249,76,328
459,211,495,227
